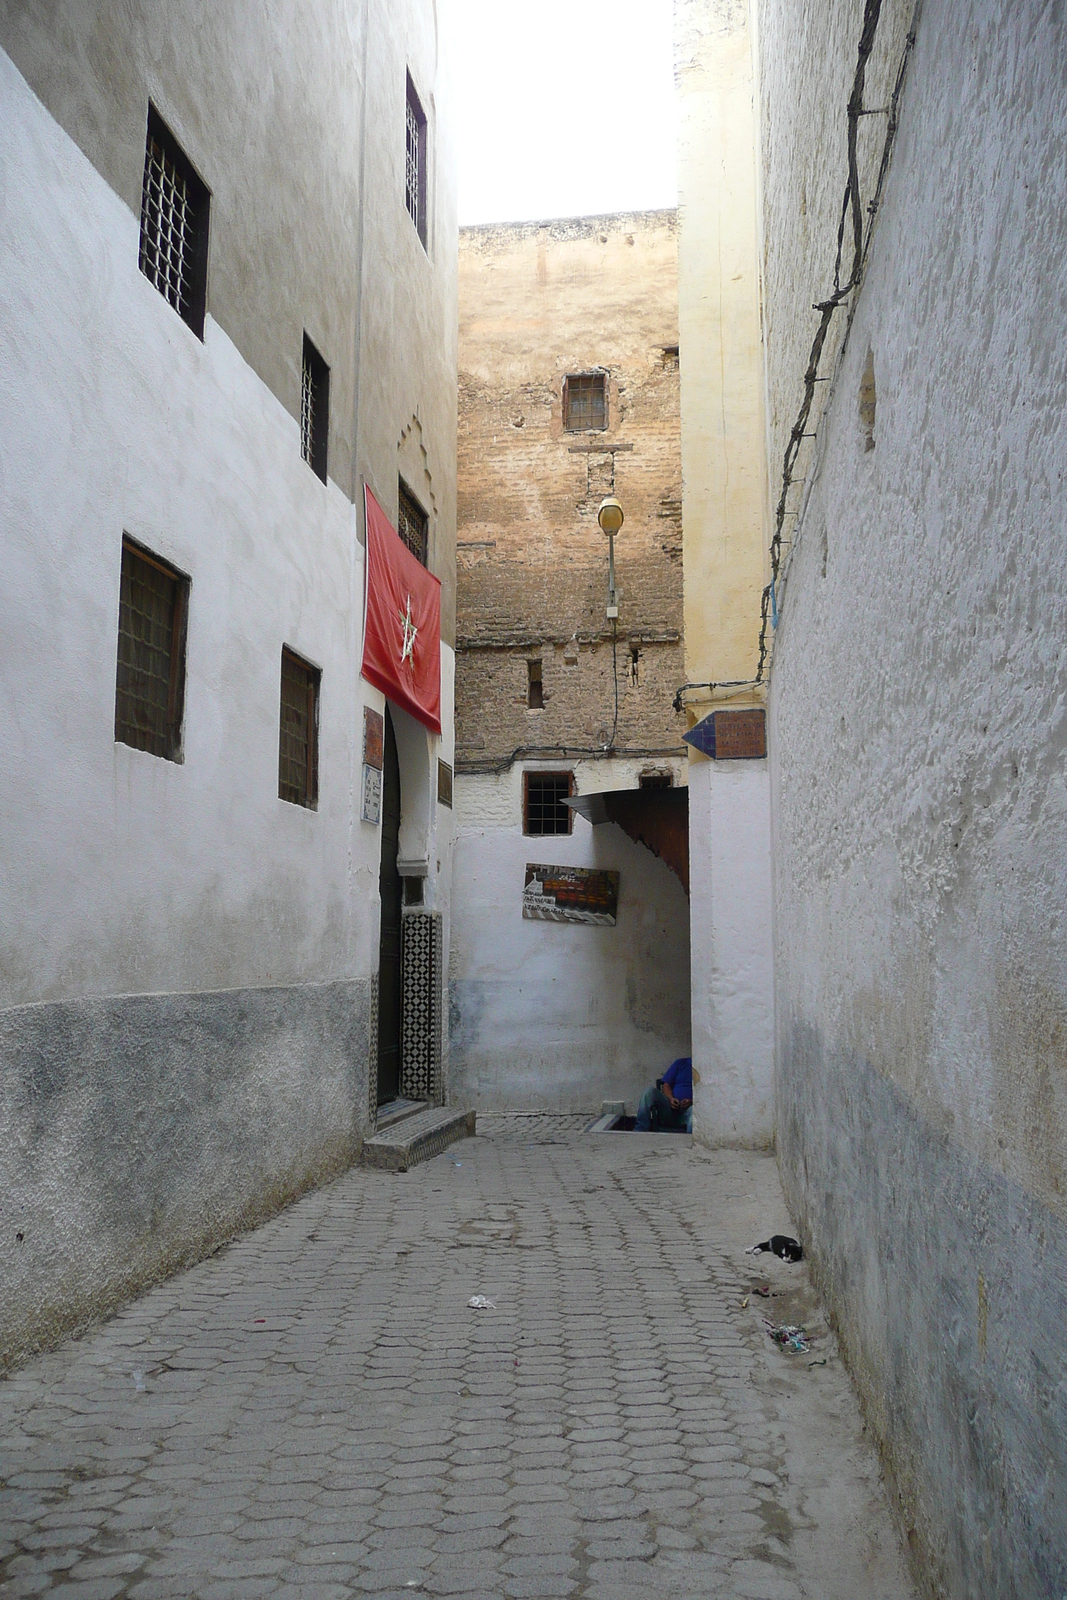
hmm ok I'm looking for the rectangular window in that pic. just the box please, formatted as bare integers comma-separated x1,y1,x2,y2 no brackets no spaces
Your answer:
639,772,673,789
279,647,320,808
524,771,573,836
563,373,606,432
115,537,188,761
138,106,210,338
405,73,428,246
397,477,429,565
527,659,543,710
301,334,330,482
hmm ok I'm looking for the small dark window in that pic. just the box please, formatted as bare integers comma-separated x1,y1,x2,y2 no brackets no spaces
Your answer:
301,335,330,483
660,345,680,370
115,537,188,761
527,659,544,710
524,771,573,836
403,876,424,906
279,647,320,808
405,72,428,246
639,772,673,789
563,373,607,432
138,106,210,338
398,478,429,565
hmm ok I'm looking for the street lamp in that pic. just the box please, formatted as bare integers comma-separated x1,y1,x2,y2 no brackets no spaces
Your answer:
597,496,624,620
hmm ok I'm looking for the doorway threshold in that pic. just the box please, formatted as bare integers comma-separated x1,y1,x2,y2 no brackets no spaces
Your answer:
375,1097,425,1133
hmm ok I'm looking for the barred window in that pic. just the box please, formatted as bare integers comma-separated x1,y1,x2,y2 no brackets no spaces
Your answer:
115,537,188,761
301,334,330,483
524,771,573,836
138,107,209,338
279,648,320,808
563,373,607,431
406,72,427,246
397,478,428,565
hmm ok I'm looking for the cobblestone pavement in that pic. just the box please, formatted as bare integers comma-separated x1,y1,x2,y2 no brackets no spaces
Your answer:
0,1123,914,1600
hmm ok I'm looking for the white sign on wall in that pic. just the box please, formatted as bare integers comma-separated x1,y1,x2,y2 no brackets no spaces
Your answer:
361,762,382,825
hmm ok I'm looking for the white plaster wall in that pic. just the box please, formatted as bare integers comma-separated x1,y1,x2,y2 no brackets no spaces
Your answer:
0,49,387,1005
450,765,691,1111
688,758,774,1146
760,0,1067,1590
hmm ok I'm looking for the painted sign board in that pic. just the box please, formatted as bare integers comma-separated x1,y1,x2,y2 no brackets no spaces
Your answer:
683,708,766,760
523,864,620,926
363,706,384,770
438,759,453,809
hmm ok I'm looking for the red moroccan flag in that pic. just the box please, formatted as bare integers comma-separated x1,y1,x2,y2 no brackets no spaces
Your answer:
361,484,442,734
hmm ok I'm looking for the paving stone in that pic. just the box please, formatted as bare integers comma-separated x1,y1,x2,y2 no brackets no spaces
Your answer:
0,1125,912,1600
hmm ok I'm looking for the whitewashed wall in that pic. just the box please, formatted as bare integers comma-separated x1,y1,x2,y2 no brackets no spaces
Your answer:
450,759,691,1111
688,760,774,1146
0,42,456,1369
760,0,1067,1592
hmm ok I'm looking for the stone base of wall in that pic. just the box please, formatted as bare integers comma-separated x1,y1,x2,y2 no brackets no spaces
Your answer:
778,1027,1067,1600
0,979,371,1372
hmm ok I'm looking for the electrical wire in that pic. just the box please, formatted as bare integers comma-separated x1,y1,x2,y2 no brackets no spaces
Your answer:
755,0,920,682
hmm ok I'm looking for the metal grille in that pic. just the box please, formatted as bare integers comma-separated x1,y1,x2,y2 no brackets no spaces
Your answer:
524,772,573,836
301,336,329,482
397,479,428,564
406,95,420,233
138,115,206,333
401,911,443,1104
115,541,184,760
301,353,316,466
279,648,319,807
564,373,606,431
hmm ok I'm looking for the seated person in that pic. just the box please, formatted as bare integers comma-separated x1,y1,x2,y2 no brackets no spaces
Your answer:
635,1056,693,1133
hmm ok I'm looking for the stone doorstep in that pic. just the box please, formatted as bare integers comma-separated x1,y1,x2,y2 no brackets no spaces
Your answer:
374,1097,426,1133
363,1106,476,1172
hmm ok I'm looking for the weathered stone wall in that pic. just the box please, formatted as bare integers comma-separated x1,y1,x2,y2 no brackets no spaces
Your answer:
761,0,1067,1592
451,214,691,1106
456,211,686,767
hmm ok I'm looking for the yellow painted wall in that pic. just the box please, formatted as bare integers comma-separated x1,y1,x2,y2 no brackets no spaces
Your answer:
676,0,767,716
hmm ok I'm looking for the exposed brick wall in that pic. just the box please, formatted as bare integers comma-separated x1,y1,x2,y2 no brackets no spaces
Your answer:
457,211,686,772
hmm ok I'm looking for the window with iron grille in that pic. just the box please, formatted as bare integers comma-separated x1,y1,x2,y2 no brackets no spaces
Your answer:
524,771,573,836
301,334,330,483
563,372,607,432
405,72,428,246
397,478,429,565
115,537,188,761
278,647,320,808
138,107,210,338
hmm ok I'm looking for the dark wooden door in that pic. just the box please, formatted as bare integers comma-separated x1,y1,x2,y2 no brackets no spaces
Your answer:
376,708,402,1105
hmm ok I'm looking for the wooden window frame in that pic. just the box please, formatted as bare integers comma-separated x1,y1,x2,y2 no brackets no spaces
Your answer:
562,372,607,432
523,770,574,837
114,535,189,763
278,646,321,809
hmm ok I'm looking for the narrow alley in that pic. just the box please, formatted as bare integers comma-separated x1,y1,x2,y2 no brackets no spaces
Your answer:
0,1123,911,1600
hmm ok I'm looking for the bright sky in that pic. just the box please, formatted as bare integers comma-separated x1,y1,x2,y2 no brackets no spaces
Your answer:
440,0,678,227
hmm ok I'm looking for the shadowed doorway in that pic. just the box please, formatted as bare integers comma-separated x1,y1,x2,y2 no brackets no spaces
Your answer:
376,707,402,1106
